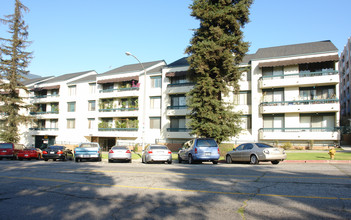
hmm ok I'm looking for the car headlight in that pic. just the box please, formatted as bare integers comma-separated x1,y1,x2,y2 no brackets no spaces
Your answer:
263,149,269,154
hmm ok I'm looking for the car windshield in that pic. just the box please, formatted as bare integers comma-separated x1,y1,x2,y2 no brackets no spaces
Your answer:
112,146,128,150
48,146,64,150
80,143,98,148
256,143,273,148
197,139,217,147
0,143,12,149
150,146,168,150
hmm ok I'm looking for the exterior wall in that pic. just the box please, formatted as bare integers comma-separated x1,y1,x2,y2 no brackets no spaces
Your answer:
339,37,351,125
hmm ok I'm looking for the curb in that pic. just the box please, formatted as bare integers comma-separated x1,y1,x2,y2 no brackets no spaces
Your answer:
283,160,351,164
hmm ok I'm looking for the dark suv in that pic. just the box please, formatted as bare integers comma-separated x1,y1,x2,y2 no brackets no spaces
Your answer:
178,138,220,164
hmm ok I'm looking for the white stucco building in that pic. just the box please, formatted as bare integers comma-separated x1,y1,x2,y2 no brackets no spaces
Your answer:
19,40,340,149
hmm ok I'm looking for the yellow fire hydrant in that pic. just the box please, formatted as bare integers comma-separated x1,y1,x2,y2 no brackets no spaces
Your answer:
328,147,336,160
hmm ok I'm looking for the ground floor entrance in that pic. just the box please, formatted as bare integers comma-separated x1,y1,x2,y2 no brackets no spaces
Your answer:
34,135,56,149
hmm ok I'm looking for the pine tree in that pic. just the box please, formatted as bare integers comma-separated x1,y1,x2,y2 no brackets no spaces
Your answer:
186,0,253,143
0,0,32,143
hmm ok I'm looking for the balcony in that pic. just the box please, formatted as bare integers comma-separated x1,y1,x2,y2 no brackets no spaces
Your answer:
259,71,339,89
29,127,59,136
99,87,139,98
166,83,195,94
30,94,60,104
166,105,189,116
259,127,339,140
166,128,192,139
98,107,139,117
260,99,339,114
97,128,139,138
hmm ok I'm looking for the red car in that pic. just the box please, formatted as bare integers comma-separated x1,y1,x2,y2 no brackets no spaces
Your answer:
0,143,24,160
16,147,41,160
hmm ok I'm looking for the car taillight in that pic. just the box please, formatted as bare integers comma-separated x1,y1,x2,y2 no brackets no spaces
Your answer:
126,150,131,153
168,151,172,154
195,148,198,154
218,148,220,154
109,150,114,153
148,151,153,154
57,150,63,154
43,151,47,154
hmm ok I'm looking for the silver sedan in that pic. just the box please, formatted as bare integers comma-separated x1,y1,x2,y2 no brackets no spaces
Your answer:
226,143,287,165
142,145,172,164
108,146,132,163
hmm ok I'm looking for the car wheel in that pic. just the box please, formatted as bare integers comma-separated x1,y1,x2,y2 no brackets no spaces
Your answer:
36,155,40,160
271,160,280,165
178,154,182,163
62,156,66,161
44,159,48,161
212,160,218,164
250,155,259,165
168,160,172,164
75,158,79,163
226,155,232,164
188,154,194,164
129,159,132,163
53,159,57,161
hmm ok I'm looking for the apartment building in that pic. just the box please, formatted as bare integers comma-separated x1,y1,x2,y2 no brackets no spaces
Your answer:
20,40,340,149
339,37,351,125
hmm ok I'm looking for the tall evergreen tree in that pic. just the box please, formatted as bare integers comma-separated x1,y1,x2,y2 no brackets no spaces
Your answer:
186,0,253,143
0,0,32,143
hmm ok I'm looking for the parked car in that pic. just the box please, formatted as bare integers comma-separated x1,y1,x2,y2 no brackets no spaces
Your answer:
16,147,41,160
142,145,172,164
0,143,24,160
108,146,132,163
178,138,220,164
225,143,287,165
74,142,101,162
42,145,73,161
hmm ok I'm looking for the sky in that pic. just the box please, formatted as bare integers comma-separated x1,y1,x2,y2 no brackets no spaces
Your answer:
0,0,350,78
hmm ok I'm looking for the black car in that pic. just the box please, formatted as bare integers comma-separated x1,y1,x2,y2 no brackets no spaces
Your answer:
42,146,73,161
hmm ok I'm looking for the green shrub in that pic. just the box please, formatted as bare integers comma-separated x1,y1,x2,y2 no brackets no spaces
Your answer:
219,143,235,158
282,142,292,150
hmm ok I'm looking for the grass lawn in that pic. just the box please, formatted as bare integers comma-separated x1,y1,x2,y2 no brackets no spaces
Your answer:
286,152,351,160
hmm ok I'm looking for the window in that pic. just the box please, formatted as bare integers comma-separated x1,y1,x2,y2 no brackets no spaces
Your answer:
50,103,59,113
170,95,186,107
150,97,161,109
151,76,162,88
299,61,334,73
68,85,76,96
300,113,335,129
51,89,59,96
88,100,96,111
262,66,283,78
150,117,161,129
67,119,75,129
263,114,284,131
262,88,284,102
89,83,96,94
67,102,76,112
88,118,95,129
170,116,186,129
50,119,58,129
299,86,335,100
234,91,251,105
241,115,252,130
102,83,113,91
170,75,189,84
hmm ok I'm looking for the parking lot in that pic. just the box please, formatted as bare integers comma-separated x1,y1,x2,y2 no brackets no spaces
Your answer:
0,159,350,219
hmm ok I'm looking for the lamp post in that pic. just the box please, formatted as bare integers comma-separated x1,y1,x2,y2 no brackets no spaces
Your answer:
125,52,147,150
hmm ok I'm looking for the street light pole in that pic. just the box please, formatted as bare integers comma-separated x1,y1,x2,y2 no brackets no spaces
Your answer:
125,52,147,150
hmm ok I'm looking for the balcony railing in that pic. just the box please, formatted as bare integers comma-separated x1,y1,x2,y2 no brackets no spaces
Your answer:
32,94,60,99
99,107,138,112
260,99,339,107
99,87,139,93
98,128,138,131
259,70,338,81
259,127,339,132
30,111,59,115
167,105,188,110
167,82,195,87
29,128,59,131
167,128,191,132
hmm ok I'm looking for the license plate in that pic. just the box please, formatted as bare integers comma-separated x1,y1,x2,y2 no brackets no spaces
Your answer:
2,150,6,152
205,152,211,156
50,152,55,154
82,155,90,158
25,154,28,157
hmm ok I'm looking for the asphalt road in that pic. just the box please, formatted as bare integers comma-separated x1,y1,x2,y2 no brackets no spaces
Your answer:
0,159,350,220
